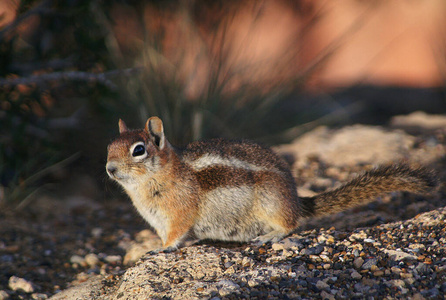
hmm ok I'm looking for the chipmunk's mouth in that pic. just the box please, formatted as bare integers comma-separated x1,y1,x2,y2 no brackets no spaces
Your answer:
106,162,127,181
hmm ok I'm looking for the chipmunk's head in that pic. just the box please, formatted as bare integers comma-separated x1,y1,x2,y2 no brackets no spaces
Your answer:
106,116,172,185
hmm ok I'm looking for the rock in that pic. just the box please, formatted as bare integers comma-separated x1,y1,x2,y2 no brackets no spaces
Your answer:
84,254,100,267
361,258,378,270
317,234,335,245
320,290,335,300
70,255,85,265
414,263,431,275
373,270,384,277
92,248,225,299
276,125,415,167
271,242,284,251
104,255,121,264
272,237,302,252
47,179,446,300
123,235,163,265
0,290,9,300
353,257,364,269
301,244,324,255
241,256,254,267
9,276,35,293
354,283,370,293
391,111,446,131
408,243,425,251
217,280,240,297
411,293,426,300
49,275,105,300
384,249,417,261
421,288,440,298
349,231,367,241
32,293,48,299
315,280,330,291
389,279,406,289
351,271,362,280
247,277,262,287
91,228,103,238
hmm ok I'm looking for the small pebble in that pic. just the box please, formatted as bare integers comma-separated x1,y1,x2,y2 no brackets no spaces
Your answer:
217,280,240,297
271,242,284,251
351,271,362,280
241,257,254,267
9,276,34,293
353,257,364,269
301,244,324,255
390,279,406,288
31,293,48,299
0,291,9,300
70,255,85,265
104,255,122,264
85,253,100,267
373,270,384,277
91,228,103,238
320,290,335,300
316,280,330,291
384,249,417,261
361,258,378,270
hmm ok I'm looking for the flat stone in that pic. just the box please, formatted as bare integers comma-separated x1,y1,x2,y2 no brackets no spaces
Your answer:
361,258,378,270
353,257,364,269
384,249,418,261
351,271,362,280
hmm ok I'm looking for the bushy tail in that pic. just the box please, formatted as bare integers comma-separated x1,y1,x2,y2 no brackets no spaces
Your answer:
300,164,438,217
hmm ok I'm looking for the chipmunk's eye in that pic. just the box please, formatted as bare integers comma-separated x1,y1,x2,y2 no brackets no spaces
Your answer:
132,144,146,157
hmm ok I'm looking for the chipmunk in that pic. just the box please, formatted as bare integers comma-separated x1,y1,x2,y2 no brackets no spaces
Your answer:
106,116,437,252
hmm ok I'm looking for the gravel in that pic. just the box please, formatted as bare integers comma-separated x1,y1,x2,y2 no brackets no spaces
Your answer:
46,206,446,300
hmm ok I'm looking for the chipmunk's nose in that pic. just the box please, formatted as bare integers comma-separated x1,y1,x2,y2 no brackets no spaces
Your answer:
106,162,118,177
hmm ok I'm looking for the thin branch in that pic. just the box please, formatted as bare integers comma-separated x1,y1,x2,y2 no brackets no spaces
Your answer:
0,67,144,90
10,57,76,73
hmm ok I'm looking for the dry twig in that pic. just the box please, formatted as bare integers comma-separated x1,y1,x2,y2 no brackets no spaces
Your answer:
0,67,144,90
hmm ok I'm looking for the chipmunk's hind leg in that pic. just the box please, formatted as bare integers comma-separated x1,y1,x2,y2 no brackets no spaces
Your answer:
251,177,299,246
251,228,290,246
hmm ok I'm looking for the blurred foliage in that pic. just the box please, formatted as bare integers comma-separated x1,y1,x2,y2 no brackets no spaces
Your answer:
119,1,310,145
0,0,123,204
1,0,444,205
0,0,330,204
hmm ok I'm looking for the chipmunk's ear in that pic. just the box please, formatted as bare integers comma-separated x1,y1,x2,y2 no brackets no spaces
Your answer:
118,119,128,134
145,116,166,149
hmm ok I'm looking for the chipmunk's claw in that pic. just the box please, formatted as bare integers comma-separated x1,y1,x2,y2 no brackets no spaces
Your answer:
148,246,178,255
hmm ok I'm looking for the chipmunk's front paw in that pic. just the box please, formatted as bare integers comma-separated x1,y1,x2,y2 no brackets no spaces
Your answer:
148,246,178,255
251,231,286,246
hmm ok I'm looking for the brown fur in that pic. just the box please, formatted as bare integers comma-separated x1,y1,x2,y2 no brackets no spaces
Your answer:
106,116,438,250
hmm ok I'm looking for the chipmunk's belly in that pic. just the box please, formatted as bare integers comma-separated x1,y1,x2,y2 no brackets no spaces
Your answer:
193,186,273,242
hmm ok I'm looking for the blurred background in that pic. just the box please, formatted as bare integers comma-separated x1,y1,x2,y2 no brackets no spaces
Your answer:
1,0,445,205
